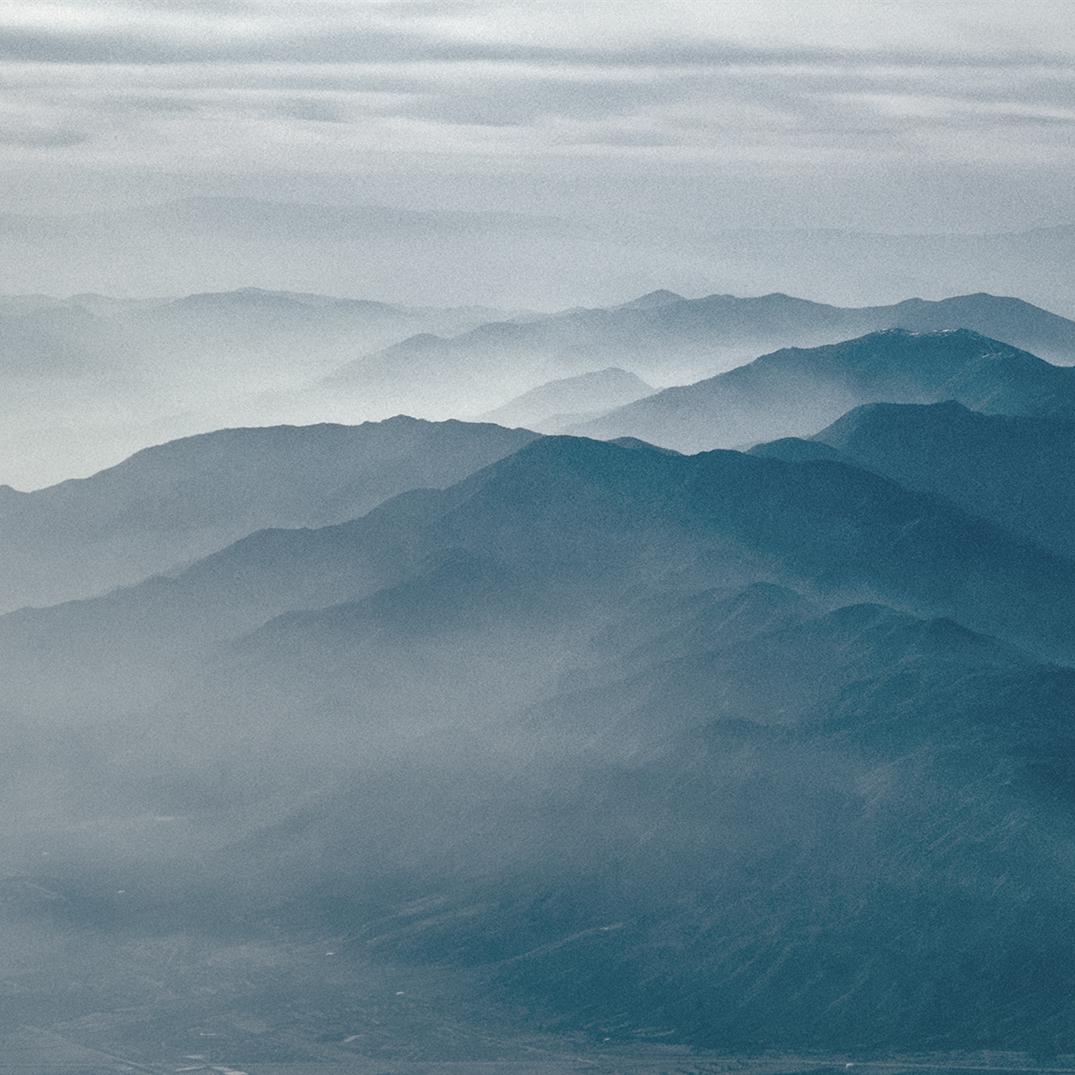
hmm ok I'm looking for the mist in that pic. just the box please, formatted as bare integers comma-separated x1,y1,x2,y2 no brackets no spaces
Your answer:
3,3,1075,1073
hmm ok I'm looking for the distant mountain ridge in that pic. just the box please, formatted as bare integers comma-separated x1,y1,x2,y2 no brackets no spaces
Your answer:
571,328,1075,451
6,428,1075,1054
478,367,653,431
0,416,538,612
327,289,1075,405
7,196,1075,315
5,284,1075,487
0,287,521,488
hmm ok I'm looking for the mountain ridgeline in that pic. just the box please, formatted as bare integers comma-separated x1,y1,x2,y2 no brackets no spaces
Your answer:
2,289,1075,1066
315,291,1075,427
572,327,1075,450
4,285,1075,488
754,401,1075,559
478,366,653,431
0,416,537,611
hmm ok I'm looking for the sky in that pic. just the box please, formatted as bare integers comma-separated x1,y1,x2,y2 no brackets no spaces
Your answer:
1,1,1075,231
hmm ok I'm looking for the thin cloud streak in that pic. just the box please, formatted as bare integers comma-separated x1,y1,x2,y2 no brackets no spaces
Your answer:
0,1,1073,230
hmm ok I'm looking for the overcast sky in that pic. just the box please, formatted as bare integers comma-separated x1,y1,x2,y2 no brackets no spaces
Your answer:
2,1,1075,231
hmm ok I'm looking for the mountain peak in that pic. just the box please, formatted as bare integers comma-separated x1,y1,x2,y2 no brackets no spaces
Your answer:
618,289,685,309
478,367,654,431
571,325,1074,453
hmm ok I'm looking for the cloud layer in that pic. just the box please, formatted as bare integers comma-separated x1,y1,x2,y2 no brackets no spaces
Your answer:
1,1,1074,230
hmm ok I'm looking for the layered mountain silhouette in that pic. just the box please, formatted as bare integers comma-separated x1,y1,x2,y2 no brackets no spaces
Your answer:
6,435,1068,1054
129,286,510,379
0,288,513,488
6,287,1075,488
572,328,1075,451
7,296,1075,1063
326,291,1075,418
7,435,1075,708
478,367,653,431
0,286,506,388
0,416,536,612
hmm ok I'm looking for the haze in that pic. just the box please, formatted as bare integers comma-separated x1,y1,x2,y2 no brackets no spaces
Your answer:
4,4,1075,1073
2,1,1075,304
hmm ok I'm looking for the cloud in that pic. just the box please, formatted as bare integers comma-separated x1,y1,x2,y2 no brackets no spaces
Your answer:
271,98,351,124
0,1,1073,229
1,0,1072,68
0,125,88,147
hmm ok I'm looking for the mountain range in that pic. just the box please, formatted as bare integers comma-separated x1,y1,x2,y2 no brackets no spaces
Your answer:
478,367,653,431
0,285,512,393
754,401,1075,560
6,430,1075,715
328,290,1075,408
5,285,1075,488
0,416,536,611
5,294,1075,1064
572,327,1075,451
4,428,1075,1057
7,197,1075,317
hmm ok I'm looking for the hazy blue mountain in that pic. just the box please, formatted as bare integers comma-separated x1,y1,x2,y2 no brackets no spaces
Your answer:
572,328,1075,451
0,286,518,488
370,603,1075,1052
8,198,1075,317
195,586,1075,1053
535,599,1033,753
755,401,1075,560
478,367,653,431
566,580,823,690
0,196,585,308
682,223,1075,322
0,416,537,612
5,431,1075,1059
615,288,686,309
326,291,1075,418
749,436,846,464
129,286,514,378
0,285,506,387
215,436,1075,683
11,434,1075,715
0,303,137,375
636,224,1075,321
871,292,1075,360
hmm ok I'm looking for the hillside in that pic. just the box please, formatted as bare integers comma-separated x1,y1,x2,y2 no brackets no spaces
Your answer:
324,291,1075,423
572,328,1075,451
478,367,654,430
0,416,537,611
754,401,1075,559
4,435,1075,1054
